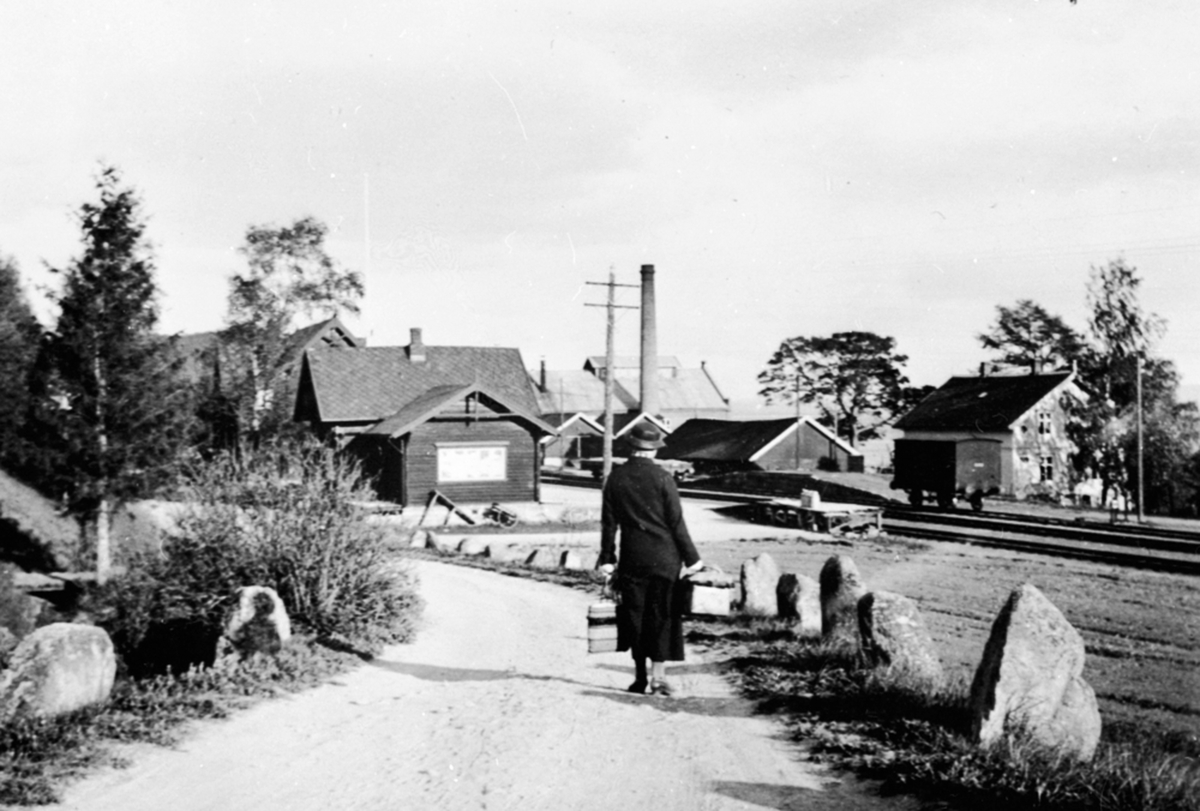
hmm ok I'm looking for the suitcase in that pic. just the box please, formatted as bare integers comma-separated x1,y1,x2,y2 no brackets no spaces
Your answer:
682,568,736,617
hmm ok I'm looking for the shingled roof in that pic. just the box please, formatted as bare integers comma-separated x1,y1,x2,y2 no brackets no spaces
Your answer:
893,372,1075,433
300,344,540,424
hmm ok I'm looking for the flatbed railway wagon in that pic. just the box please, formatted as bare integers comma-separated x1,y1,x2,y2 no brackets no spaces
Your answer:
890,438,1001,510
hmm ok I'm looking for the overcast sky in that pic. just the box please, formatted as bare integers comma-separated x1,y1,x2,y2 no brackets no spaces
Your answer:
1,1,1197,405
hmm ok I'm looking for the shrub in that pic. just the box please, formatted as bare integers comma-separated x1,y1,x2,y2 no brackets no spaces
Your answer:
97,439,421,674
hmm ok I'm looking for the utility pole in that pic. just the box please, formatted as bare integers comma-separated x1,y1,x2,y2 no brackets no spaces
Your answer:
585,271,638,484
1136,353,1144,523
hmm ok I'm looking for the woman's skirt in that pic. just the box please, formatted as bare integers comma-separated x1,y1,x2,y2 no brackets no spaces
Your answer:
615,572,686,662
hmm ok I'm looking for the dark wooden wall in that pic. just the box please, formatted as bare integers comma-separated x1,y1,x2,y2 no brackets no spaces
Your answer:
405,418,539,505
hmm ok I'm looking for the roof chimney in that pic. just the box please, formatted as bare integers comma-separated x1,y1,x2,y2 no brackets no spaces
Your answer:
409,327,426,363
640,264,659,417
979,362,987,378
539,358,547,392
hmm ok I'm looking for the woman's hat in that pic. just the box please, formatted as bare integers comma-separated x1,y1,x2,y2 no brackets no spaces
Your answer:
627,423,666,450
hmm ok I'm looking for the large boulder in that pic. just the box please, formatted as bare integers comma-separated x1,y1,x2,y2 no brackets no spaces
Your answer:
458,537,490,556
968,583,1101,760
858,591,943,684
485,543,529,564
526,548,559,569
776,573,821,637
740,553,781,616
223,586,291,659
0,623,116,721
819,555,867,647
427,532,460,554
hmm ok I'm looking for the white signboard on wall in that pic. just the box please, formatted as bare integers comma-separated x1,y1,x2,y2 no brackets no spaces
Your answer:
437,443,508,482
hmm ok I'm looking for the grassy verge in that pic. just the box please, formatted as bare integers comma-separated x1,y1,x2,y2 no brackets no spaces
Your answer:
395,546,1200,809
0,635,367,806
690,619,1200,811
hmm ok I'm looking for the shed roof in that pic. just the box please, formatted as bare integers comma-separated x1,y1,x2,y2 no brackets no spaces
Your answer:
362,382,554,439
660,417,860,462
302,344,539,424
893,372,1075,433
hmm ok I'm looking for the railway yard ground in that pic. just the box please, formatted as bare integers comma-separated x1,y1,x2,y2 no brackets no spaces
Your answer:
539,480,1200,744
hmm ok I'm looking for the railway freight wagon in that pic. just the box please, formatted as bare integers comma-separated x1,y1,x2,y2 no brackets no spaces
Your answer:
890,438,1001,510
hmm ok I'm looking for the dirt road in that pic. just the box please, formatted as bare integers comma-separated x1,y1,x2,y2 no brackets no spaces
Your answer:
49,558,908,811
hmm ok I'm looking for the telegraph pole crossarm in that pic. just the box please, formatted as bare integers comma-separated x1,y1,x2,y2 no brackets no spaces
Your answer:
584,273,639,485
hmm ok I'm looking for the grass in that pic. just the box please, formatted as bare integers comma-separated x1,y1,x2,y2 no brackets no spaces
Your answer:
0,635,367,806
692,620,1200,811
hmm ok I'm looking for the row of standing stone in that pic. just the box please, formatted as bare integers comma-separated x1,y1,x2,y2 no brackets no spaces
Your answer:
739,552,1102,761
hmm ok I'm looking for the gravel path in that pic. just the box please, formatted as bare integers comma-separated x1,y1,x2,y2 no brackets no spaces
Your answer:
47,559,900,810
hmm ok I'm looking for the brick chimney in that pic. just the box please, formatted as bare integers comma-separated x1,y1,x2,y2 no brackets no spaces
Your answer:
539,358,547,392
640,264,659,417
409,327,426,363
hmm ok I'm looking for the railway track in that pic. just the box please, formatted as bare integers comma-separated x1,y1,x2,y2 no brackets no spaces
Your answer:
543,472,1200,576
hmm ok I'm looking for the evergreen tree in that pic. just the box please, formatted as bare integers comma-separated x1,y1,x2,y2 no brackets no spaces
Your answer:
40,166,189,579
0,255,42,476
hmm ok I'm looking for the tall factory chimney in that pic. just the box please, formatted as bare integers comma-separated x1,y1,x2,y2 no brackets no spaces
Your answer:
639,264,659,418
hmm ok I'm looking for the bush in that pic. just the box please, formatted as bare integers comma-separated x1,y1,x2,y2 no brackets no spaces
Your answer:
98,440,422,674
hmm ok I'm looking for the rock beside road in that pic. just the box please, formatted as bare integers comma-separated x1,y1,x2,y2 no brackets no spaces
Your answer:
776,573,821,637
740,553,780,615
858,590,943,685
968,583,1102,760
0,623,116,722
820,555,867,647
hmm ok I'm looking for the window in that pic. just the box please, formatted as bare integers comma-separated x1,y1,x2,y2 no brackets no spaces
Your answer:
1037,411,1052,438
437,443,508,482
1040,454,1054,482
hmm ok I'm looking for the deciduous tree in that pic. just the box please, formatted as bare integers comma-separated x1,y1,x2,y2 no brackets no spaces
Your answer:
758,331,910,447
977,299,1085,375
1071,258,1193,513
223,216,362,444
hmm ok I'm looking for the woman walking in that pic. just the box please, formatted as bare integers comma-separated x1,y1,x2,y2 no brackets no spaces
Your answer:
597,424,704,696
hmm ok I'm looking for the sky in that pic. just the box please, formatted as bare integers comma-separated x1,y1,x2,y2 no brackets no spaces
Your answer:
1,1,1197,407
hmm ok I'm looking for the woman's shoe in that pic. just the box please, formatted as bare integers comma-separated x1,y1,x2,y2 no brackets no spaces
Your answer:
649,679,674,697
627,679,648,694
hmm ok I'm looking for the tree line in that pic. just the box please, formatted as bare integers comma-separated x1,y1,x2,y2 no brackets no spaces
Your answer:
758,262,1199,517
0,165,362,575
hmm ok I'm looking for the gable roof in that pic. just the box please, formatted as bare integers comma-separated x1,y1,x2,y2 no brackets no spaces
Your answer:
281,316,360,361
661,417,860,462
894,372,1076,433
534,368,728,415
361,383,554,439
534,370,639,414
540,412,604,434
301,344,540,424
